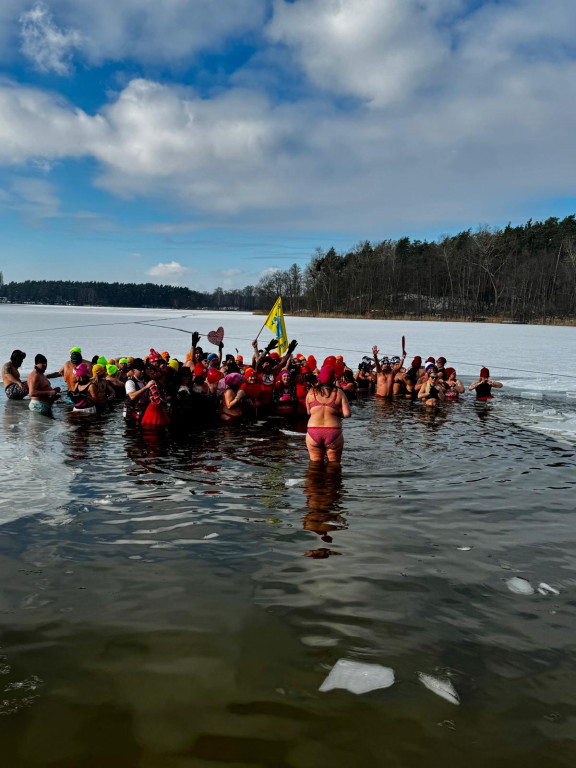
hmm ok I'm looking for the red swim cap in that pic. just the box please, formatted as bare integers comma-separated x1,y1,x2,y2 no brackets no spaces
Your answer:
206,368,222,384
323,356,337,367
307,355,317,370
480,367,490,379
411,356,422,368
444,367,456,378
437,356,446,366
194,363,205,377
334,360,345,378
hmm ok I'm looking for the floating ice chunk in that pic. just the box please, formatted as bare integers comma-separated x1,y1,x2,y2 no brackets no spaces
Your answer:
537,582,560,596
319,659,395,695
174,479,185,485
285,478,304,487
95,497,113,506
520,391,543,400
417,673,460,705
506,577,534,595
203,533,219,539
457,546,472,551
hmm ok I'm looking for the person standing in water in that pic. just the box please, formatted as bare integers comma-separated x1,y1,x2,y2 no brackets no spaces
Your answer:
27,354,61,416
468,367,503,400
372,346,405,397
2,350,28,400
305,364,351,463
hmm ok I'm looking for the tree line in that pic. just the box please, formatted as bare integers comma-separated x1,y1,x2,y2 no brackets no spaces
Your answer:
258,215,576,322
1,215,575,321
0,280,258,311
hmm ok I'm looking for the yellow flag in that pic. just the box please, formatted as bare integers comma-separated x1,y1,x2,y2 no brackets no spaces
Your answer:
264,296,288,355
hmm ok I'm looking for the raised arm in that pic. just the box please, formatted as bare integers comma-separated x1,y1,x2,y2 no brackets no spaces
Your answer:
372,346,381,374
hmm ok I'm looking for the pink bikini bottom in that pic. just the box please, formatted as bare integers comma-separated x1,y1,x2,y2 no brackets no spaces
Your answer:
307,426,342,448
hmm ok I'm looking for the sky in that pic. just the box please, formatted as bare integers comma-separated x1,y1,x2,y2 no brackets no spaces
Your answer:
0,0,575,292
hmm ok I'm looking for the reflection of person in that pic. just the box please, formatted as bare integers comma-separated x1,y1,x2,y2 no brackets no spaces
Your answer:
468,367,503,401
302,462,346,558
2,349,28,400
27,354,60,416
305,365,351,462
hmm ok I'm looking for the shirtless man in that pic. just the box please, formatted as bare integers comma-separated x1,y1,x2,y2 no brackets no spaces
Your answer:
372,346,405,397
59,348,92,394
2,349,28,400
27,354,61,416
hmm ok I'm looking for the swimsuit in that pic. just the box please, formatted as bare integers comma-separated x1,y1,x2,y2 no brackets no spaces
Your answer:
307,390,342,448
29,400,52,416
474,382,493,401
5,382,26,400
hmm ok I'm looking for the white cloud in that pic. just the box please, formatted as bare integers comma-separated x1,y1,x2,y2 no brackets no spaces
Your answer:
268,0,454,106
147,260,188,283
0,1,266,68
1,1,576,235
20,3,82,75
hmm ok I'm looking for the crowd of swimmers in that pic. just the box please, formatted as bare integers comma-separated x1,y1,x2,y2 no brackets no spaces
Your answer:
2,335,502,462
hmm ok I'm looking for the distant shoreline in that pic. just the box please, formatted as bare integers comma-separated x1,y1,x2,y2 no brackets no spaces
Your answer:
2,302,575,326
254,310,576,327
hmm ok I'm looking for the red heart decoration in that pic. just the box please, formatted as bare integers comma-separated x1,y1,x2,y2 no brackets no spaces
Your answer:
207,327,224,346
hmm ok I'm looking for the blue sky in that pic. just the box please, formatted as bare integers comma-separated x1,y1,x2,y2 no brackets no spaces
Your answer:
0,0,575,291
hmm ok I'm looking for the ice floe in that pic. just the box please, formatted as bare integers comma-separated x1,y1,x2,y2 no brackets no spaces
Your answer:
506,577,535,595
417,673,460,705
319,659,395,695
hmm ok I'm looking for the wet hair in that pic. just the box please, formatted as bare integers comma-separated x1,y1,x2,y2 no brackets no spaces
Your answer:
10,349,26,365
35,353,47,365
343,370,354,383
91,355,99,365
226,361,240,374
131,358,145,371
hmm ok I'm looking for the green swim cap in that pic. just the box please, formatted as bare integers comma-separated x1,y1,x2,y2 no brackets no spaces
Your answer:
70,347,82,355
97,356,107,366
107,364,118,375
119,358,128,365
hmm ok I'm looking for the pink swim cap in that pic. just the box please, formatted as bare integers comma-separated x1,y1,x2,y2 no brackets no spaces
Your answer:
74,363,89,377
318,364,335,384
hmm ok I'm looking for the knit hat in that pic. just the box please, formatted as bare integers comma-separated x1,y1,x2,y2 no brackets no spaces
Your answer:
318,364,336,385
224,373,243,388
73,363,89,377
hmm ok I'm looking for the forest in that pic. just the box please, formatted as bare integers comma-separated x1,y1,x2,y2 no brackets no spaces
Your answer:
257,215,576,322
1,215,575,322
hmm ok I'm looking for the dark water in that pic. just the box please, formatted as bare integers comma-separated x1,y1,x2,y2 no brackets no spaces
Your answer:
0,394,575,767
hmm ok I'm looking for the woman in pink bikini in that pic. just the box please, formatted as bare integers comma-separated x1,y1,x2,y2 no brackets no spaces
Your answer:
305,364,351,463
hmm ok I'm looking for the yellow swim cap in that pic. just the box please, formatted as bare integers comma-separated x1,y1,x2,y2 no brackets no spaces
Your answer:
92,364,106,377
168,359,179,371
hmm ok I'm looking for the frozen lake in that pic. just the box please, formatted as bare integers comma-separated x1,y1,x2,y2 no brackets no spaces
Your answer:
0,305,574,766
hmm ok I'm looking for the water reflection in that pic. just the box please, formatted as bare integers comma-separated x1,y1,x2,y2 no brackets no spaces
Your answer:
302,461,346,558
